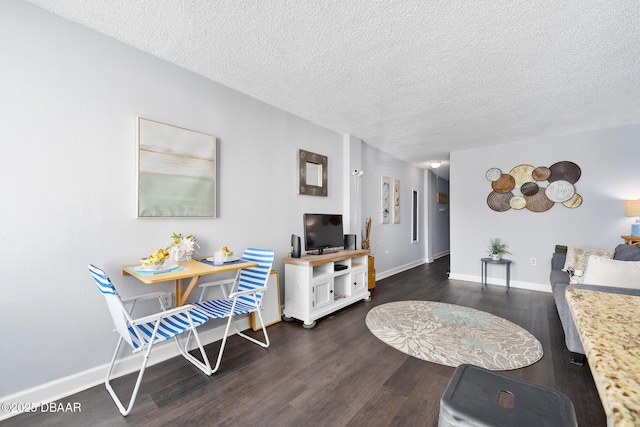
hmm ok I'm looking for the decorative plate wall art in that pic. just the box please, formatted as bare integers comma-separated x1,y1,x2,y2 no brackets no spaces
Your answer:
491,174,515,193
524,187,555,212
485,161,582,212
520,182,539,196
548,161,581,183
485,168,501,181
509,164,535,188
487,191,514,212
546,180,576,202
509,195,526,210
532,166,551,181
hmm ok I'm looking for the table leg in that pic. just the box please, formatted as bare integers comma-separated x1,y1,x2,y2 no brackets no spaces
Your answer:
506,263,510,291
481,261,486,290
175,279,184,306
174,276,201,306
182,276,201,305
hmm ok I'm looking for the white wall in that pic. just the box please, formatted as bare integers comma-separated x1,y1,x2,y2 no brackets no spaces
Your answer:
361,144,426,278
0,0,347,398
0,0,426,405
449,123,640,291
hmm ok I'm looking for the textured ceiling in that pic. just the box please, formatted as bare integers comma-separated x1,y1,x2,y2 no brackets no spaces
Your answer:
25,1,640,177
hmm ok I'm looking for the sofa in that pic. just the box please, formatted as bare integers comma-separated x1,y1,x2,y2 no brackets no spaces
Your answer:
550,244,640,364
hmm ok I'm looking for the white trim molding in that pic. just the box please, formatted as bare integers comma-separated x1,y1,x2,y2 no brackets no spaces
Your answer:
0,318,249,421
447,272,551,293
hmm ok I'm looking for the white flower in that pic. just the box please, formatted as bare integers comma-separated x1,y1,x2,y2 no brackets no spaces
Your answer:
169,234,199,261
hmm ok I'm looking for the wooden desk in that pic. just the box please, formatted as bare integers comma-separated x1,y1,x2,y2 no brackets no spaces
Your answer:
566,288,640,426
122,258,258,306
621,235,640,245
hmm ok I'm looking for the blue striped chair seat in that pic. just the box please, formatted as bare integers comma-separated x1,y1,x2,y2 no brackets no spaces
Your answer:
129,310,208,349
193,248,275,375
193,298,256,319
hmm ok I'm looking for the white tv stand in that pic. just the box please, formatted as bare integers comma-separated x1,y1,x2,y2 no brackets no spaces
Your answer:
283,249,370,328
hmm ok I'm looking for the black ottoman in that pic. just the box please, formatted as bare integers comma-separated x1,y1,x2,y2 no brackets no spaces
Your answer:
439,364,577,427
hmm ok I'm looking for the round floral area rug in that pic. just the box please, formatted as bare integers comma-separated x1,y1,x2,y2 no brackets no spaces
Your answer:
365,301,543,370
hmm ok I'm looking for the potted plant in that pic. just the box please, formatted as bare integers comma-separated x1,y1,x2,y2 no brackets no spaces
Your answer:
488,238,511,260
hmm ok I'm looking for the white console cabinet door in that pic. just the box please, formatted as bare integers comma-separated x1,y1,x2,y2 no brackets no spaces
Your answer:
352,268,367,295
312,277,333,310
283,250,370,328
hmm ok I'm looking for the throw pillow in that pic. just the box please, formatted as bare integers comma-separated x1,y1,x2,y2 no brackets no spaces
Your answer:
582,255,640,289
613,244,640,261
562,246,615,283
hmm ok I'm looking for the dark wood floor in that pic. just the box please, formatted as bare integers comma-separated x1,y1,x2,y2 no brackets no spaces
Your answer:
6,256,605,426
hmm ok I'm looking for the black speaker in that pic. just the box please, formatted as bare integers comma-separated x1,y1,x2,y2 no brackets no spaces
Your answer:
344,234,356,250
291,234,301,258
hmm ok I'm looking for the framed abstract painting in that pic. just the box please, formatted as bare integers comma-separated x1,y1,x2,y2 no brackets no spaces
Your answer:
137,117,216,218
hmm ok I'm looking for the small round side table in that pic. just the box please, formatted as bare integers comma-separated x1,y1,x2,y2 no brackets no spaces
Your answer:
480,258,512,291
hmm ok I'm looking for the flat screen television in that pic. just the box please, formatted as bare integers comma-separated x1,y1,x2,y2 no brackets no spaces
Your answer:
303,213,343,254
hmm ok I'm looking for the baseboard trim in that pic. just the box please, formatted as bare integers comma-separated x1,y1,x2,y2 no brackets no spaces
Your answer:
376,258,428,281
447,272,551,293
0,317,249,421
427,250,450,263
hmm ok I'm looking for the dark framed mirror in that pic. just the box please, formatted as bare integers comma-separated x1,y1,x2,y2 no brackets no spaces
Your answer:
298,149,328,196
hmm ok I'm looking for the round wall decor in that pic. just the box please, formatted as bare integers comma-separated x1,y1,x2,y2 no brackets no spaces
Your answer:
491,174,515,193
525,187,554,212
562,193,583,208
487,191,514,212
485,168,502,181
509,196,526,210
520,181,539,196
546,180,575,202
548,161,581,184
532,166,551,181
509,164,534,188
487,160,582,212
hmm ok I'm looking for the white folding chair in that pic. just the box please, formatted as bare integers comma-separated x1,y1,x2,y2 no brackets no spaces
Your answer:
192,248,274,373
88,264,213,416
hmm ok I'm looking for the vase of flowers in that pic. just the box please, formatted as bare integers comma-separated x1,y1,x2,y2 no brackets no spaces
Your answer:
488,238,511,260
168,233,199,262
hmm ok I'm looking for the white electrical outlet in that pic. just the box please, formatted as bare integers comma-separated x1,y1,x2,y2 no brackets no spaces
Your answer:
530,258,537,266
161,293,172,309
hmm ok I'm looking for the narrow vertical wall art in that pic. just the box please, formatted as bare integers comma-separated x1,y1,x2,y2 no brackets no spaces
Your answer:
393,178,400,224
381,176,390,224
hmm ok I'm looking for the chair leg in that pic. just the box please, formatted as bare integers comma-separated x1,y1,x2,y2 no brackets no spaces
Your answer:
105,336,153,416
173,325,212,375
235,307,270,348
209,311,270,375
210,312,236,374
196,299,271,375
